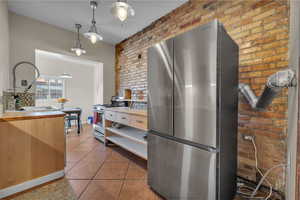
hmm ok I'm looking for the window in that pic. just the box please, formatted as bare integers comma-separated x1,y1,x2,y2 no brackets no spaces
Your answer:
36,76,64,100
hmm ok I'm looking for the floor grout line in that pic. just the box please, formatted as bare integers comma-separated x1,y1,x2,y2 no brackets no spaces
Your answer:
65,148,107,179
66,132,107,174
66,126,150,200
79,152,120,198
117,159,131,200
67,137,94,151
77,179,93,200
66,126,107,200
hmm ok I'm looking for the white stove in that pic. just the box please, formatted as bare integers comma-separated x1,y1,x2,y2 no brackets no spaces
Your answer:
92,104,122,142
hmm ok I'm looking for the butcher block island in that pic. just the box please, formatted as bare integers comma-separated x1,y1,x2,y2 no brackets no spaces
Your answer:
104,107,148,160
0,111,66,199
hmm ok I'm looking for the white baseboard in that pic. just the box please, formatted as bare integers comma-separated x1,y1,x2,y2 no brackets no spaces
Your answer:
0,170,64,199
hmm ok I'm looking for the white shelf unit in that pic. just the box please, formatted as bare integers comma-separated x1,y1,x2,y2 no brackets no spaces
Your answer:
106,127,147,145
106,135,147,160
104,109,148,160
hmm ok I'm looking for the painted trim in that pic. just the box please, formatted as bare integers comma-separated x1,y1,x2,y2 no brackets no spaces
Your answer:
0,170,64,199
287,1,300,199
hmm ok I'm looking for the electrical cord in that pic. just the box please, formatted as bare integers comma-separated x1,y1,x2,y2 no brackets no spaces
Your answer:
237,137,286,200
237,185,266,199
250,163,286,199
250,138,273,200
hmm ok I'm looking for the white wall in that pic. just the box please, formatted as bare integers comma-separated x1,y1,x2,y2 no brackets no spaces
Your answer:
35,50,103,122
9,12,115,103
0,2,10,95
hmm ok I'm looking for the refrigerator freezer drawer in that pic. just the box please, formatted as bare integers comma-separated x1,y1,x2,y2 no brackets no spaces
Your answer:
148,134,217,200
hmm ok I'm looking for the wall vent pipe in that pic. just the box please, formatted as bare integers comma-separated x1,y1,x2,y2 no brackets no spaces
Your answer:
239,69,296,111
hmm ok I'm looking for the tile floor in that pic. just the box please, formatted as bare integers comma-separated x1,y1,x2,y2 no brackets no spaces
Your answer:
8,179,77,200
7,125,269,200
65,125,161,200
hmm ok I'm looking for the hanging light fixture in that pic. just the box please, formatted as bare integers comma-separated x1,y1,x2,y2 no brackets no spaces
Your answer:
84,1,103,44
60,73,72,79
71,24,86,56
111,0,135,22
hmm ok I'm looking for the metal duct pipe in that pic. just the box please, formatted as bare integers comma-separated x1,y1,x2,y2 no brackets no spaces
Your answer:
239,69,296,111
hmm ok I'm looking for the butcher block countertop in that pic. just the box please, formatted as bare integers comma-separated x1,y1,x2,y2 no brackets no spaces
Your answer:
0,111,65,122
105,107,147,117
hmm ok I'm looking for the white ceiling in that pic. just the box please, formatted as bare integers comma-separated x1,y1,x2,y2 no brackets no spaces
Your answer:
8,0,188,44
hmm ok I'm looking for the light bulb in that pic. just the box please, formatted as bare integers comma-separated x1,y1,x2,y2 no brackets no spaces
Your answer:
117,6,128,21
75,49,82,56
90,34,97,44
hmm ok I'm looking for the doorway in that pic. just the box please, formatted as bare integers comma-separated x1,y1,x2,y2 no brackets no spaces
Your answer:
35,49,103,124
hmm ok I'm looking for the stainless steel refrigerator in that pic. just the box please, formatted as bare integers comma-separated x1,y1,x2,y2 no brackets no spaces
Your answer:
147,20,239,200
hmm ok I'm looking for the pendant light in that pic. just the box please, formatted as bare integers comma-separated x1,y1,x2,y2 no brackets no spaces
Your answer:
60,73,72,79
71,24,86,56
111,0,135,22
84,1,103,44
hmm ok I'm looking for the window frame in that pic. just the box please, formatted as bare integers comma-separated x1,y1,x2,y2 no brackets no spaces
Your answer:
35,75,65,101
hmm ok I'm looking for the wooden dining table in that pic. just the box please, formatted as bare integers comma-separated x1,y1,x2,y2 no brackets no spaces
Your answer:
61,108,82,134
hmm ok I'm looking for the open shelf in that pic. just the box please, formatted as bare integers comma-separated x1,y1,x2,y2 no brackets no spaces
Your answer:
106,135,147,160
106,127,147,145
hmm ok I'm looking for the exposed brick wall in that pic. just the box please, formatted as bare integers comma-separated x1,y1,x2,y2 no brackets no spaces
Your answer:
115,0,289,193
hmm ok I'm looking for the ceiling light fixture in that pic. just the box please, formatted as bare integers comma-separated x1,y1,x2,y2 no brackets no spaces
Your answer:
71,24,86,56
111,0,135,22
84,1,103,44
60,73,72,79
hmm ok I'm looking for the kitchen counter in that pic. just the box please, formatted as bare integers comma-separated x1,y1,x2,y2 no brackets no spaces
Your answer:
104,107,148,160
0,111,65,199
0,111,65,122
105,107,147,117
